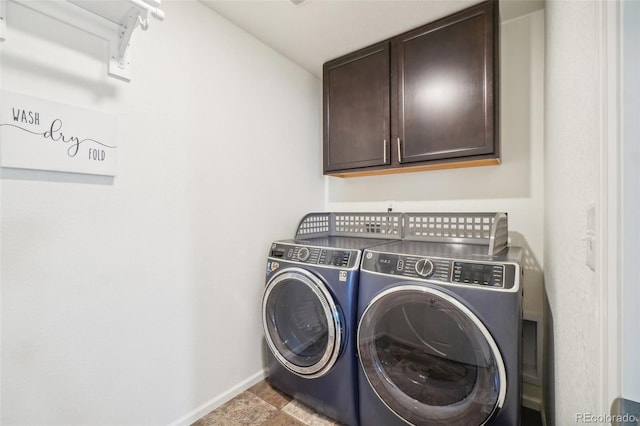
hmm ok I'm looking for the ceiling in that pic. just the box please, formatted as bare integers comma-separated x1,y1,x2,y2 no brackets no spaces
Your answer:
199,0,544,78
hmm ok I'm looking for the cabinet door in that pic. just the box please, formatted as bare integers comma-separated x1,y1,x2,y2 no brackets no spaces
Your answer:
393,1,498,165
323,43,390,173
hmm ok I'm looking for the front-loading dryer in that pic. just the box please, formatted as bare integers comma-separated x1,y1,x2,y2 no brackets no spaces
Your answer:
262,213,402,426
357,213,523,426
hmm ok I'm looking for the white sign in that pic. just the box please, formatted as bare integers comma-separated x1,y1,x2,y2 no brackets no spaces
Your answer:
0,91,117,176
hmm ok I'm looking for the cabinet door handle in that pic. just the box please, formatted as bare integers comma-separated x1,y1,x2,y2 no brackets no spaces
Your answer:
383,139,388,163
397,138,402,163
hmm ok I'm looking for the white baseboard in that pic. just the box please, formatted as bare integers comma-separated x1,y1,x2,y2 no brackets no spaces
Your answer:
168,369,267,426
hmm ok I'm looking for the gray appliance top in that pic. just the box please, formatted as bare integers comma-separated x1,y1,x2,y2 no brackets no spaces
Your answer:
367,240,523,264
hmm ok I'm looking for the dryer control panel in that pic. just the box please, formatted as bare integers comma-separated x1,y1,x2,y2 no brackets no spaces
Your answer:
362,251,517,290
269,242,358,269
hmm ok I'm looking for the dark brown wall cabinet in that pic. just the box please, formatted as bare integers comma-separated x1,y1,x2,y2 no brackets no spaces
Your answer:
323,1,499,177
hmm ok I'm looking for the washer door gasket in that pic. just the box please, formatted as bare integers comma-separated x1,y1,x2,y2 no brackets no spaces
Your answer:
358,284,506,426
263,267,342,378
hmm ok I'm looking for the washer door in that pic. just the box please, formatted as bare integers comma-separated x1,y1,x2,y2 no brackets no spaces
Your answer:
358,285,506,426
262,267,342,378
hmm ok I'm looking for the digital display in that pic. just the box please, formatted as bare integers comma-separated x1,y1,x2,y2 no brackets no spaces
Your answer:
453,262,503,287
319,249,350,267
329,251,344,265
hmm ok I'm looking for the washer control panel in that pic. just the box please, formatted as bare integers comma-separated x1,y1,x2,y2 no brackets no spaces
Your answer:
269,243,357,269
362,251,516,289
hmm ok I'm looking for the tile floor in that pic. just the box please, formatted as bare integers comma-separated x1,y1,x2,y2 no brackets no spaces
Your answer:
193,379,543,426
193,380,342,426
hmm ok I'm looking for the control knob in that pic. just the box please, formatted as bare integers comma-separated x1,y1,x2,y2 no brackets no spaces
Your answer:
297,247,311,262
415,258,435,277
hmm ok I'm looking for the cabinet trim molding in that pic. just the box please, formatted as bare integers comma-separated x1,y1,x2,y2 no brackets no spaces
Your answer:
328,157,500,178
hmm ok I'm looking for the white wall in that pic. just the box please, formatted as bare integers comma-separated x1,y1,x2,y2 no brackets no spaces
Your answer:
0,1,324,424
544,0,602,423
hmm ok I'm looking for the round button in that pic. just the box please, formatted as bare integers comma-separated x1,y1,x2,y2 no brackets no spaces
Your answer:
414,258,434,277
297,247,310,262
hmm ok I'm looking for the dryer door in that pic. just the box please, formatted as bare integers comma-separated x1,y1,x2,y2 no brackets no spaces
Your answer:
358,284,506,426
262,267,342,378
